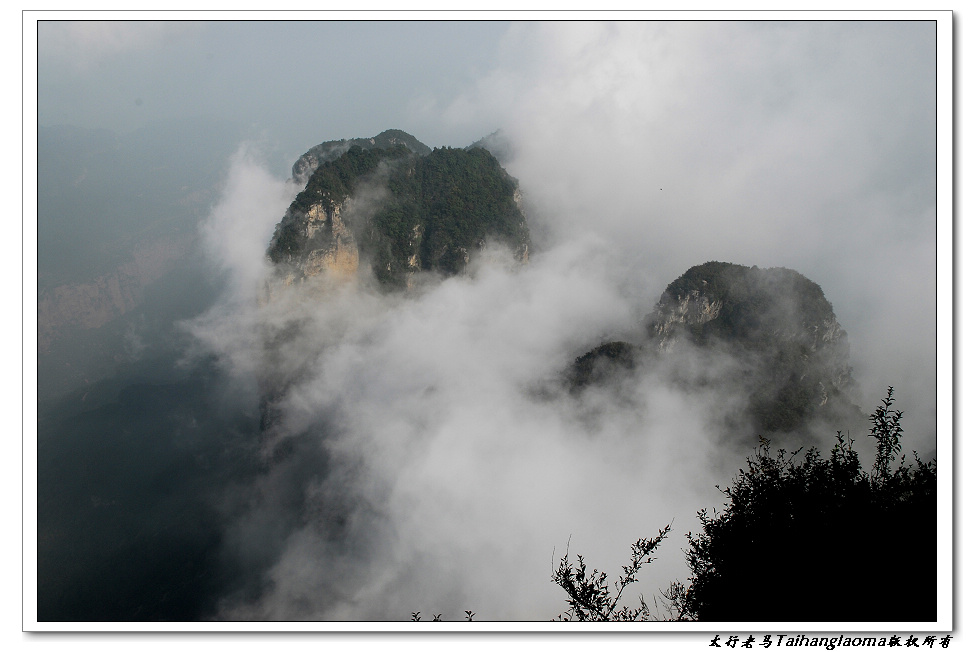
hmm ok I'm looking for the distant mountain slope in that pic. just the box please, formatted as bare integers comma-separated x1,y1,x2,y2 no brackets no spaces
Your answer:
36,120,243,400
467,129,515,166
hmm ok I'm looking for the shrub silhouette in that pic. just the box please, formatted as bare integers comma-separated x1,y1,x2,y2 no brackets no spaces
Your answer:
687,387,936,621
553,388,936,622
552,526,675,621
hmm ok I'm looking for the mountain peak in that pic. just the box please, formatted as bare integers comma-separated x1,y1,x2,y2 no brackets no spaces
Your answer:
268,132,530,291
569,261,860,443
648,261,843,351
290,129,432,185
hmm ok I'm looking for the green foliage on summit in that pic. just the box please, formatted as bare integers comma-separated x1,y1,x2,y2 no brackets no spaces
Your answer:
566,341,639,391
367,145,529,285
291,145,412,215
415,146,528,275
290,128,432,181
268,139,530,287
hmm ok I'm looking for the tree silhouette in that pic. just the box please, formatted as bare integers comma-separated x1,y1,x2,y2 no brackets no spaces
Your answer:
552,526,673,621
684,388,936,621
552,388,937,622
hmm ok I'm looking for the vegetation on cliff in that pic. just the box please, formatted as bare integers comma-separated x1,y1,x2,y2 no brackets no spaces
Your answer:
267,134,530,288
566,341,639,391
290,128,432,183
413,146,529,275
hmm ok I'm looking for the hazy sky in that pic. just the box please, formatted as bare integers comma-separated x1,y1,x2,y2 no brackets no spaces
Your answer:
38,20,515,167
31,15,948,627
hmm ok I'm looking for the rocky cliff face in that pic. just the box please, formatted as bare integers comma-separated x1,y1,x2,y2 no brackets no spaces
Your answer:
268,196,361,290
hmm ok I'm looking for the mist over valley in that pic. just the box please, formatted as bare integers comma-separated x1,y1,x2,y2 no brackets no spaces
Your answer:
33,19,940,624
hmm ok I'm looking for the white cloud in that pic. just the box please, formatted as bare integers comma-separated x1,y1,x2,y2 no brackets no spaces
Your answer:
445,20,937,445
183,20,938,622
38,21,201,70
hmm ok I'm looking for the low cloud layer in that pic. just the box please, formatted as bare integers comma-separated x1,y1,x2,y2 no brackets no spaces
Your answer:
442,20,936,450
175,21,937,622
186,158,744,620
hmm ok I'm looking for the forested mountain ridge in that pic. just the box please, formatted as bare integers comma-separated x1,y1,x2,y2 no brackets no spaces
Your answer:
290,128,433,185
266,131,530,290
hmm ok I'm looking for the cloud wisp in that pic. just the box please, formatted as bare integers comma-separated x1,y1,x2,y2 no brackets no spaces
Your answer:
186,151,745,620
444,20,936,451
181,20,937,622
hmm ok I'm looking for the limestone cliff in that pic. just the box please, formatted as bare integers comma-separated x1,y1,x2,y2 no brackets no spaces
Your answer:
268,195,361,290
